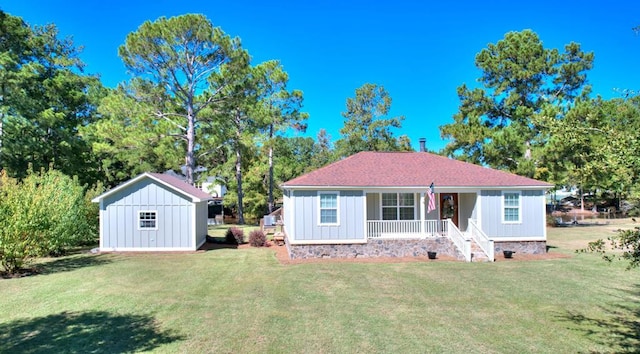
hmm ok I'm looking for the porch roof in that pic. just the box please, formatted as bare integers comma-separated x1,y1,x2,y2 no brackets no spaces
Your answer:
282,152,552,189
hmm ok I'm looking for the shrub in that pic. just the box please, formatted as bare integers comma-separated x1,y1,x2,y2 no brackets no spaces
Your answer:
249,230,267,247
225,227,244,245
0,168,98,273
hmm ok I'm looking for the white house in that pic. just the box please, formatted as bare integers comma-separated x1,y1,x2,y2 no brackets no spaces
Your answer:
281,151,552,261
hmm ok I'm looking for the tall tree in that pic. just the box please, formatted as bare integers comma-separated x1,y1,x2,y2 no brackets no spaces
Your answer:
256,61,308,214
335,83,410,158
117,14,239,184
210,53,262,224
0,11,103,185
440,30,594,176
310,128,335,170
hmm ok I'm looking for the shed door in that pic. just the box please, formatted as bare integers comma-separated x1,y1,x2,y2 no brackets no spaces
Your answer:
440,193,459,227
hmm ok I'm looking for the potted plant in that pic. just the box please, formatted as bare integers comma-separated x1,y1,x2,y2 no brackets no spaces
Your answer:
503,250,515,258
427,251,437,260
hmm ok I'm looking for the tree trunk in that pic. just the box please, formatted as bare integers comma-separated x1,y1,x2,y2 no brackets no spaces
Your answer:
185,106,196,185
235,113,245,224
268,123,274,214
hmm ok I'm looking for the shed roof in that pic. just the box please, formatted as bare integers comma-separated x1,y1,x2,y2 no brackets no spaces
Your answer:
92,172,214,203
282,151,552,189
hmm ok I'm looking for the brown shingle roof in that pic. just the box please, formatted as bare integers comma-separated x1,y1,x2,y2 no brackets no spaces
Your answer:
282,151,551,188
147,173,214,201
92,172,214,203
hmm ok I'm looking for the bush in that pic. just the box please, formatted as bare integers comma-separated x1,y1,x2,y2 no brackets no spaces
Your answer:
0,168,98,273
225,227,244,245
249,230,267,247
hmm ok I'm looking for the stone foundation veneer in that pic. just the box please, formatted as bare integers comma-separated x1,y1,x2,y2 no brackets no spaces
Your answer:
285,237,466,260
285,237,548,259
493,241,547,255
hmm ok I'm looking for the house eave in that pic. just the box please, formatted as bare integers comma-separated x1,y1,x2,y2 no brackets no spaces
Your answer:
281,185,552,191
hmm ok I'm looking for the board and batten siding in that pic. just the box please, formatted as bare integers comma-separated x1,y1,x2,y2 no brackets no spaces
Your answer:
479,189,545,239
195,201,208,248
101,179,196,250
289,190,365,242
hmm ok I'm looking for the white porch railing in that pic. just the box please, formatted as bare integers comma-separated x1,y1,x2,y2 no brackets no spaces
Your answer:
367,220,420,238
468,218,494,261
447,219,472,262
367,220,447,239
366,219,472,262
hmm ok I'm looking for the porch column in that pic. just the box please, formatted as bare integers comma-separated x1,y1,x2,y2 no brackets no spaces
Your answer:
420,192,425,236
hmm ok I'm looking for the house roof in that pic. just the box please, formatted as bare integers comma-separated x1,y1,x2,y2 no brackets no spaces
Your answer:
282,151,552,189
92,172,214,203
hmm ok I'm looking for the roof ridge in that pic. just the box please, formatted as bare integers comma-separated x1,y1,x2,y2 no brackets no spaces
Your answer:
282,151,552,188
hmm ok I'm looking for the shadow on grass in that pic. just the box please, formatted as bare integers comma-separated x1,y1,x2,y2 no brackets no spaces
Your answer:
37,254,112,275
558,285,640,353
1,254,112,279
200,237,239,251
0,311,183,353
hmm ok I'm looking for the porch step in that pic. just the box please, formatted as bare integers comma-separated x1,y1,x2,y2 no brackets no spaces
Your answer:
470,240,492,262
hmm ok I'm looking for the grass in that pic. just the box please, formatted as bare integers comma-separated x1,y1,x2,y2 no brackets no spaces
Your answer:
1,221,639,353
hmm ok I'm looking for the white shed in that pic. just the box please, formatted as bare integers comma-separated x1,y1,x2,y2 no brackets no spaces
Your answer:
92,172,213,252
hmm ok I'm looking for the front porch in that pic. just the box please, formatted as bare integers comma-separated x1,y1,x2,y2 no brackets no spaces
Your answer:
363,191,490,262
365,218,492,262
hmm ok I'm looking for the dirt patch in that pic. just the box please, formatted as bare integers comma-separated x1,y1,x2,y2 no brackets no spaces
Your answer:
268,243,571,265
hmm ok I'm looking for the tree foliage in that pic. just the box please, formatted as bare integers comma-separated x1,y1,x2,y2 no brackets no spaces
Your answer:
584,227,640,270
0,11,104,186
441,30,594,177
335,83,411,158
81,87,182,185
0,168,99,274
537,97,640,195
116,14,240,184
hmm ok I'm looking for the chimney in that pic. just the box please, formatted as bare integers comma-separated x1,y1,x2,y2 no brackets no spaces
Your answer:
419,138,426,152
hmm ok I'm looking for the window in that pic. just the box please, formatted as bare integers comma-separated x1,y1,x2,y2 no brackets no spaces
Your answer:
319,192,339,225
503,192,521,223
138,211,158,230
382,193,415,220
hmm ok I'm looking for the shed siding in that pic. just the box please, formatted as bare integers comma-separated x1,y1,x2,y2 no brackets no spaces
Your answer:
101,179,195,250
479,189,545,239
291,190,365,241
195,201,208,248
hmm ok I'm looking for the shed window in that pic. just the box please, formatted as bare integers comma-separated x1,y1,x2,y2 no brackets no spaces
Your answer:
138,211,158,230
319,192,339,225
381,193,415,220
503,192,521,223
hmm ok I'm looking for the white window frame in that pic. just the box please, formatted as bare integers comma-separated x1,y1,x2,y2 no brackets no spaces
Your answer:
380,193,416,221
502,191,521,224
138,210,158,230
318,192,339,226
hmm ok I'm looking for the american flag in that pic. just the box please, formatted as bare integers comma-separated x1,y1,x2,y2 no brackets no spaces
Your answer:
427,182,436,213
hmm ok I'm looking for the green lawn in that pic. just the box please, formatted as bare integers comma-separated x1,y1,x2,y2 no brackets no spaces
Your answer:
1,221,639,353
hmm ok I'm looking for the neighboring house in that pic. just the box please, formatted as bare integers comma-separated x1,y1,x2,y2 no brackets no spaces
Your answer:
196,176,227,199
163,168,227,198
92,172,213,252
281,151,552,261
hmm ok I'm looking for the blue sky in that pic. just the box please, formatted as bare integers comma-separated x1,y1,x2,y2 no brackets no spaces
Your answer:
2,1,640,152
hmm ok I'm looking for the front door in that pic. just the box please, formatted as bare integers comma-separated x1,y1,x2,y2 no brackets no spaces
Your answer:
440,193,459,227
